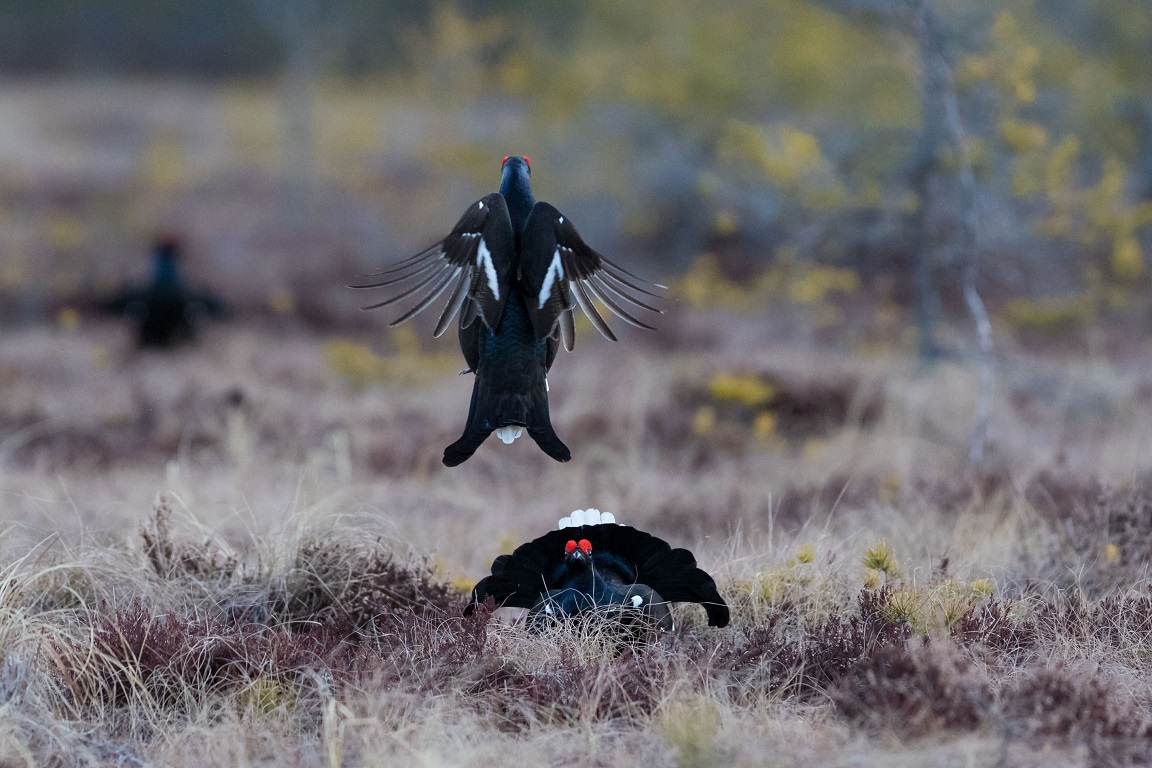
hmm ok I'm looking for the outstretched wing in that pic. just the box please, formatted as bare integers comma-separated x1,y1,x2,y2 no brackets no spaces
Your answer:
597,526,729,627
519,203,664,350
464,524,729,627
466,549,553,613
635,546,729,628
353,193,514,334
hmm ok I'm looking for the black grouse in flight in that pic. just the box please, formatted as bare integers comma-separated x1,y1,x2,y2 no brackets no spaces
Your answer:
355,157,663,466
465,508,729,632
107,237,226,348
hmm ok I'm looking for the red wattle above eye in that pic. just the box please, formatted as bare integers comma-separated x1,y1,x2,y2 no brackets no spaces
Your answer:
578,539,592,554
523,156,530,167
565,540,577,554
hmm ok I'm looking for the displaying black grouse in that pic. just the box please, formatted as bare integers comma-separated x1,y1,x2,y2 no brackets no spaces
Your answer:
355,156,664,466
465,509,729,632
107,237,226,348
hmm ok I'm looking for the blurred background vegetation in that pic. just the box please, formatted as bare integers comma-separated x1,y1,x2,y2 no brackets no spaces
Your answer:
1,0,1150,353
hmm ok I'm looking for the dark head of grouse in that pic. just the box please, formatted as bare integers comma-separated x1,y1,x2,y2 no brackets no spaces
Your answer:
105,235,227,349
465,509,729,634
353,157,665,466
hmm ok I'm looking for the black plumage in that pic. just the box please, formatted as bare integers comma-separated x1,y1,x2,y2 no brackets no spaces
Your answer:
465,514,729,632
354,156,663,466
106,238,226,349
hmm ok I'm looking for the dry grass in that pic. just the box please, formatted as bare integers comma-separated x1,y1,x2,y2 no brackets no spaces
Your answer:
4,310,1152,766
6,73,1152,767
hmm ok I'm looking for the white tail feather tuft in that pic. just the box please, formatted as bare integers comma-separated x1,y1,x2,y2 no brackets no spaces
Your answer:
557,509,621,529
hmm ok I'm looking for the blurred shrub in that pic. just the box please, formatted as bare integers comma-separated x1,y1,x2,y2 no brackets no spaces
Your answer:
1026,471,1152,594
678,365,883,445
1003,294,1093,337
323,339,388,387
322,335,457,388
141,497,239,584
708,372,774,409
675,253,859,315
831,643,993,737
271,536,466,636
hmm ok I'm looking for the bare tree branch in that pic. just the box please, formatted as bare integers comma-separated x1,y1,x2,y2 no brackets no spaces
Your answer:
912,0,995,466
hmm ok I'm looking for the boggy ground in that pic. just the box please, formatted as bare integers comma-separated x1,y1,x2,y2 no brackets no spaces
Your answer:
3,310,1152,766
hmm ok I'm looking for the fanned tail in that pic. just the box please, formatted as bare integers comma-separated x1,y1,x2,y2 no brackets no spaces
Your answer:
442,382,492,467
526,396,570,462
443,363,570,466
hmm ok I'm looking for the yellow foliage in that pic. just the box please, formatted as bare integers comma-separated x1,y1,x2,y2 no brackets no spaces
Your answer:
267,289,296,314
787,264,859,304
692,406,717,436
141,135,187,189
863,540,898,577
755,561,815,604
999,118,1048,154
1133,202,1152,230
772,125,823,184
556,0,915,129
46,214,83,250
1011,154,1046,198
412,6,505,100
753,412,778,442
675,253,858,324
238,676,293,714
1045,135,1080,205
970,578,995,596
390,325,423,356
322,337,455,388
925,580,986,632
1004,295,1092,336
1031,149,1150,282
659,697,723,767
882,586,924,627
1036,136,1081,238
976,12,1040,106
498,51,532,94
712,210,738,235
856,179,883,208
324,339,388,386
708,372,774,408
674,253,759,312
450,575,476,594
796,544,815,565
957,56,991,87
56,307,81,332
1112,233,1143,281
801,438,825,461
1105,544,1120,565
716,119,845,209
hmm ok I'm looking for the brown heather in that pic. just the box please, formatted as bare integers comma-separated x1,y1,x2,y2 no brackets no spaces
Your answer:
7,311,1152,765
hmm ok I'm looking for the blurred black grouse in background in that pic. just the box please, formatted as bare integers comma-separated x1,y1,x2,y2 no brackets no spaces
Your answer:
465,509,729,632
107,236,226,348
355,157,664,466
